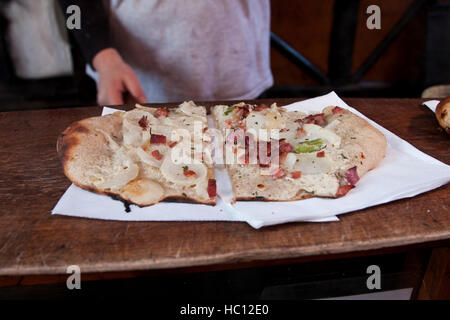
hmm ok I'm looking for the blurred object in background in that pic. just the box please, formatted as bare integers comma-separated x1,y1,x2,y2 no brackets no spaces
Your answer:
0,0,96,111
267,0,445,98
422,0,450,98
422,85,450,98
0,0,449,111
0,0,13,83
2,0,72,79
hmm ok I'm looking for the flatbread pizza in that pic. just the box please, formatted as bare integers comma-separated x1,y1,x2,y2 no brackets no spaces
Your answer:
211,103,387,201
57,102,217,207
58,100,387,207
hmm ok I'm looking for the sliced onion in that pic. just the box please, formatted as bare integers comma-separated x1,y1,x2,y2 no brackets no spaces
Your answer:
292,153,332,175
179,101,206,117
120,178,165,206
245,111,266,132
122,119,150,147
264,111,286,130
278,119,300,142
124,108,158,125
95,128,120,151
298,124,341,147
246,110,285,142
135,147,162,168
150,124,176,138
160,149,207,186
283,152,297,170
98,162,139,190
325,119,341,131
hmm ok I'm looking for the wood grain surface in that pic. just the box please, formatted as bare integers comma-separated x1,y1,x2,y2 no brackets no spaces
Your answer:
0,98,449,276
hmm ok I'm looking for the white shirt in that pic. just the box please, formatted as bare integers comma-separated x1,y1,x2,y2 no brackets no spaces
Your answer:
88,0,273,103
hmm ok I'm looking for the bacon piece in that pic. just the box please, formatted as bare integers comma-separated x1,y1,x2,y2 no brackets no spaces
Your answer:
279,140,294,153
332,106,344,114
167,141,178,148
207,179,217,198
271,167,286,179
253,103,269,111
316,151,325,158
138,116,148,130
183,170,197,178
296,127,307,138
155,108,169,118
265,141,272,156
245,135,250,147
151,150,163,160
291,171,302,179
304,113,326,126
336,185,354,197
238,104,251,118
345,166,360,185
150,134,166,144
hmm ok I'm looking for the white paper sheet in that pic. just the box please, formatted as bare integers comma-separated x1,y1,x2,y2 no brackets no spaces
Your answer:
52,92,450,228
422,100,440,113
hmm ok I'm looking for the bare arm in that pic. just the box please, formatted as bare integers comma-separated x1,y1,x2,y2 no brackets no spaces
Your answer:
58,0,147,105
93,48,146,105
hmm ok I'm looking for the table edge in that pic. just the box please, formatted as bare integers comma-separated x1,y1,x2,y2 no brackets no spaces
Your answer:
1,231,449,276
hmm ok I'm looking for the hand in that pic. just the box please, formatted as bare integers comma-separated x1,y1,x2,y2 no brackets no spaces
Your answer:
92,48,147,105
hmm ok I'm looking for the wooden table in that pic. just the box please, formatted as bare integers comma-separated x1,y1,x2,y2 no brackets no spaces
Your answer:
0,98,449,292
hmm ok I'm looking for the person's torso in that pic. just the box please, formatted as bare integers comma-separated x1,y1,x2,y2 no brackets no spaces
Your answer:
104,0,273,102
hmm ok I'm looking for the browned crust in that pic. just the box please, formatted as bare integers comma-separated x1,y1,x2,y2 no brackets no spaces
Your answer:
65,178,216,207
56,120,89,176
322,106,387,179
160,196,215,205
236,192,317,202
